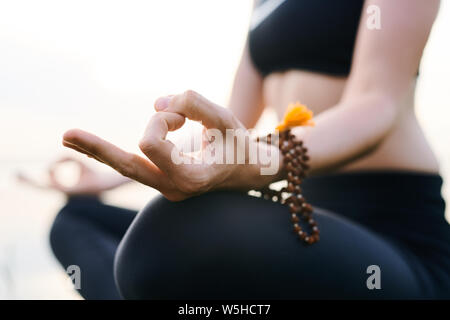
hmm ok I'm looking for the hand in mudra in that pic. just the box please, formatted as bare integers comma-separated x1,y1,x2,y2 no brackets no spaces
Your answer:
16,156,130,196
62,91,281,201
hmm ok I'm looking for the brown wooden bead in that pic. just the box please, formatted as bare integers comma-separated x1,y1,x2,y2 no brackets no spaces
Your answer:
286,162,295,172
301,212,310,220
288,203,297,213
296,194,305,204
287,183,295,192
302,203,313,213
290,168,299,176
281,141,290,152
298,230,306,240
254,129,319,245
287,171,294,181
286,140,294,148
286,195,297,205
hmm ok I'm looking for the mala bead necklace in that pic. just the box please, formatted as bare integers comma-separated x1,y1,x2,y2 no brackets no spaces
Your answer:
255,103,319,245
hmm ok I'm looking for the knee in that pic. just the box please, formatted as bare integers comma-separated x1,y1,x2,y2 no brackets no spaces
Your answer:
49,197,91,261
113,203,164,300
112,196,213,299
113,193,293,299
49,203,75,260
49,196,100,252
114,229,165,299
113,240,137,299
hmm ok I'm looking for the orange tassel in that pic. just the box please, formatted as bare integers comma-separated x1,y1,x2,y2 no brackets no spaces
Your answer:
276,102,315,131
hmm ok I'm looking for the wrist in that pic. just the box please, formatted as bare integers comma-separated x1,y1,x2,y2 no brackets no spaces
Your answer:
218,141,285,191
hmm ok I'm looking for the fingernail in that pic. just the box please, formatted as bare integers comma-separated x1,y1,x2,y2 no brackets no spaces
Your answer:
155,96,171,111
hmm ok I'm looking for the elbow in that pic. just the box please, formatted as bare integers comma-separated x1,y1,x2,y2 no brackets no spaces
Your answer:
369,93,400,140
355,95,400,164
340,93,401,159
347,92,400,141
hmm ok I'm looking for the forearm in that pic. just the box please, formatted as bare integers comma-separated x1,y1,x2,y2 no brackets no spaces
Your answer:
292,94,398,174
220,94,399,189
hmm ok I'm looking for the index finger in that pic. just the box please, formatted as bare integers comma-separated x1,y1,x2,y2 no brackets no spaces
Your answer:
62,129,167,190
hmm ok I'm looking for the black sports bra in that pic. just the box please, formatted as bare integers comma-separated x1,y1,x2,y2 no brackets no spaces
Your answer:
248,0,364,76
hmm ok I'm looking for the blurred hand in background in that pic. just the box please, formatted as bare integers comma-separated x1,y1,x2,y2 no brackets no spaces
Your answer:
16,157,131,196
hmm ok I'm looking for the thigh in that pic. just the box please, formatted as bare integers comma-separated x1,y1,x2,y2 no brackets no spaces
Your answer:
115,191,421,299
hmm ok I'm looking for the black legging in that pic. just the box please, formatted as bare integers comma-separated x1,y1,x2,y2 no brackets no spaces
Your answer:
49,172,450,299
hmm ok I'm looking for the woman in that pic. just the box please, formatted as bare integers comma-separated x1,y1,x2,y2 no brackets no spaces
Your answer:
23,0,449,299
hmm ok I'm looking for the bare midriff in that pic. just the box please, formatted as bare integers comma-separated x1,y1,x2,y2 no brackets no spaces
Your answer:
262,69,440,174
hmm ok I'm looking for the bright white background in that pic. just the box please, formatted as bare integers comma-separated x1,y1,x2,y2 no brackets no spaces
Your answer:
0,0,449,299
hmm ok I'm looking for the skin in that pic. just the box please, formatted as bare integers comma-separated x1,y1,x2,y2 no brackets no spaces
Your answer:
19,0,440,201
231,0,440,175
16,157,131,196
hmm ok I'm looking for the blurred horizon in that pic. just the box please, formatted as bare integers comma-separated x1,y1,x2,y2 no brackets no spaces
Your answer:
1,0,449,299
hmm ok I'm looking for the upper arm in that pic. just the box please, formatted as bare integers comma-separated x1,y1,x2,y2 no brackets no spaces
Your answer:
343,0,440,102
228,42,265,128
228,2,265,128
